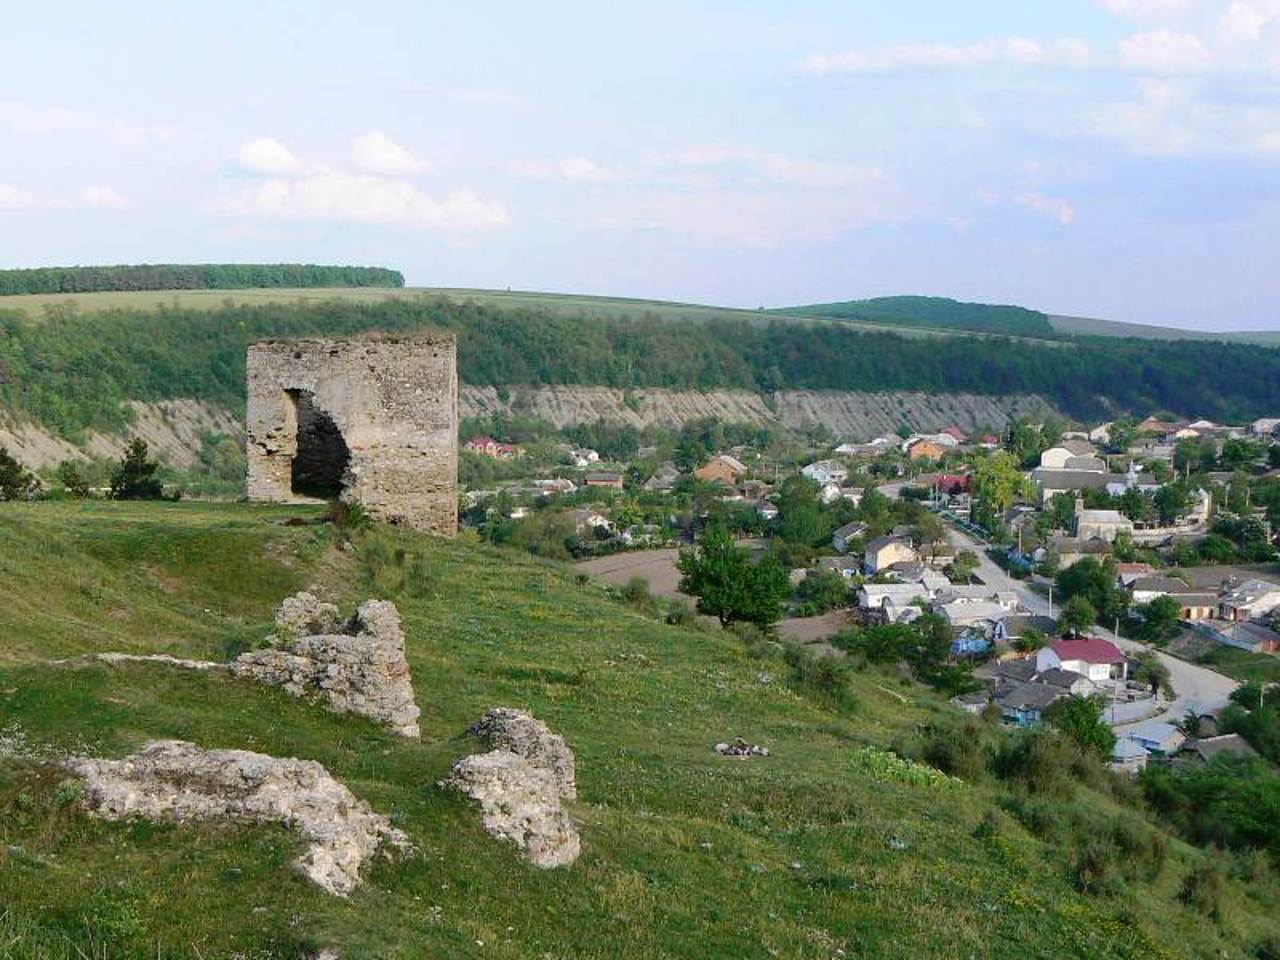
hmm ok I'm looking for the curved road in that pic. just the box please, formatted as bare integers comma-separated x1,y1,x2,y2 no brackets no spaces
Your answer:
943,524,1238,729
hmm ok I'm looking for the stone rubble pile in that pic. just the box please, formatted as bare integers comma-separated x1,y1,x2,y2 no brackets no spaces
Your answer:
444,708,580,868
715,738,770,758
66,739,410,896
232,592,421,738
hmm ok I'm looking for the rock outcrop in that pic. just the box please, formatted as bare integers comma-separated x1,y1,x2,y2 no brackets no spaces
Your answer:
66,740,410,896
467,707,577,800
444,708,579,868
232,595,421,738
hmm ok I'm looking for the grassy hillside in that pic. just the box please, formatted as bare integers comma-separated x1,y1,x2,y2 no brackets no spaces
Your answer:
1,502,1278,958
775,296,1060,340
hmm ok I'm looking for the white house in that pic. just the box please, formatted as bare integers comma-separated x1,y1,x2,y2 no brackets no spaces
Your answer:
1039,440,1098,470
1251,418,1280,436
1219,579,1280,621
1035,637,1127,684
802,459,848,486
1130,576,1190,604
569,447,600,467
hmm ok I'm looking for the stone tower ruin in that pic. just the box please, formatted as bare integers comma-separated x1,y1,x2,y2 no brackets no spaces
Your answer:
246,334,458,535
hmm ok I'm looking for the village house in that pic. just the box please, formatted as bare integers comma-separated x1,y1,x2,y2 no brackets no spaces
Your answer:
1125,722,1186,757
832,520,868,554
1218,578,1280,621
694,455,747,486
1129,575,1191,604
643,462,681,493
1035,637,1127,684
568,447,600,467
1205,619,1280,653
863,535,920,574
991,614,1057,645
1114,562,1156,587
1039,440,1098,470
532,477,577,497
1169,591,1217,621
817,555,864,581
801,459,847,486
1036,536,1112,569
1250,417,1280,436
997,682,1067,726
1074,506,1134,543
568,508,612,534
907,439,947,461
464,436,521,459
1031,469,1111,503
936,600,1008,630
1177,733,1257,765
584,472,624,490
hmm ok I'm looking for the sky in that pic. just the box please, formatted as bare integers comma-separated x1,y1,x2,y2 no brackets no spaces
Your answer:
2,1,1280,330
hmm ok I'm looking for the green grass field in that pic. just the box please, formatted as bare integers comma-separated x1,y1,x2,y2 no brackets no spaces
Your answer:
0,502,1276,958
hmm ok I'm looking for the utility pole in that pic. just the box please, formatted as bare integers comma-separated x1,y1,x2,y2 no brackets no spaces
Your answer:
1048,584,1054,619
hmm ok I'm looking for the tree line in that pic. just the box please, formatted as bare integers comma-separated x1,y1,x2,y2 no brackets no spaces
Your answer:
1,295,1279,439
0,263,403,295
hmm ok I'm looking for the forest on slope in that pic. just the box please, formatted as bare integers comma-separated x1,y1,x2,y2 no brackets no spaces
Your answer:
0,296,1277,438
775,295,1060,338
0,263,403,295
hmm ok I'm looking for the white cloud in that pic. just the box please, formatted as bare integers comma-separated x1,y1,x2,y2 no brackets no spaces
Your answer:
1101,0,1197,19
0,182,128,212
1119,29,1215,70
0,184,38,210
1218,0,1280,42
557,156,622,183
1086,76,1280,154
0,101,172,145
351,130,426,176
1014,192,1077,225
78,185,128,209
236,137,307,176
218,172,507,230
801,37,1092,74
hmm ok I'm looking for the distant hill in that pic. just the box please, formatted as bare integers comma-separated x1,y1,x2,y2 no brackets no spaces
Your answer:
0,263,403,296
774,296,1059,339
1050,313,1280,347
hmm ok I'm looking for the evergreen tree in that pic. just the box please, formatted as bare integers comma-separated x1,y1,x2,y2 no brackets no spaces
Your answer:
110,438,166,500
0,446,35,501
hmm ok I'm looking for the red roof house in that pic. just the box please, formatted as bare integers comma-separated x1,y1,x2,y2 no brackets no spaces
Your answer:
1036,637,1127,683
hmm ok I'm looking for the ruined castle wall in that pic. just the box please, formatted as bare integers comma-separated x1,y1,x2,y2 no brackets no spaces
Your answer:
246,335,457,535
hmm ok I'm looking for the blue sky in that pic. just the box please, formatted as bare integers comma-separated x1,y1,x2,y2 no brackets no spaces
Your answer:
2,1,1280,329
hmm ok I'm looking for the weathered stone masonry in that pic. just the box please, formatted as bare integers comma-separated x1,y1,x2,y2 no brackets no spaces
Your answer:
246,335,458,534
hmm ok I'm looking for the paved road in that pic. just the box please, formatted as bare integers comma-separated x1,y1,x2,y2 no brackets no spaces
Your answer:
942,524,1238,728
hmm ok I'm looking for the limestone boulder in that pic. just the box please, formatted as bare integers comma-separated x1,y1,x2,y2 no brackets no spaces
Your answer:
66,740,410,896
445,708,579,868
233,597,421,738
444,750,579,868
468,707,576,800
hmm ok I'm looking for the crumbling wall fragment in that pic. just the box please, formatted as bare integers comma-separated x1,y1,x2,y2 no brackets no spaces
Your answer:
246,335,458,534
66,740,410,896
233,595,421,738
444,708,579,868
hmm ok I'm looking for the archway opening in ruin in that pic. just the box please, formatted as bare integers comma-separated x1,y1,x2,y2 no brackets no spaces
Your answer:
286,389,351,499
